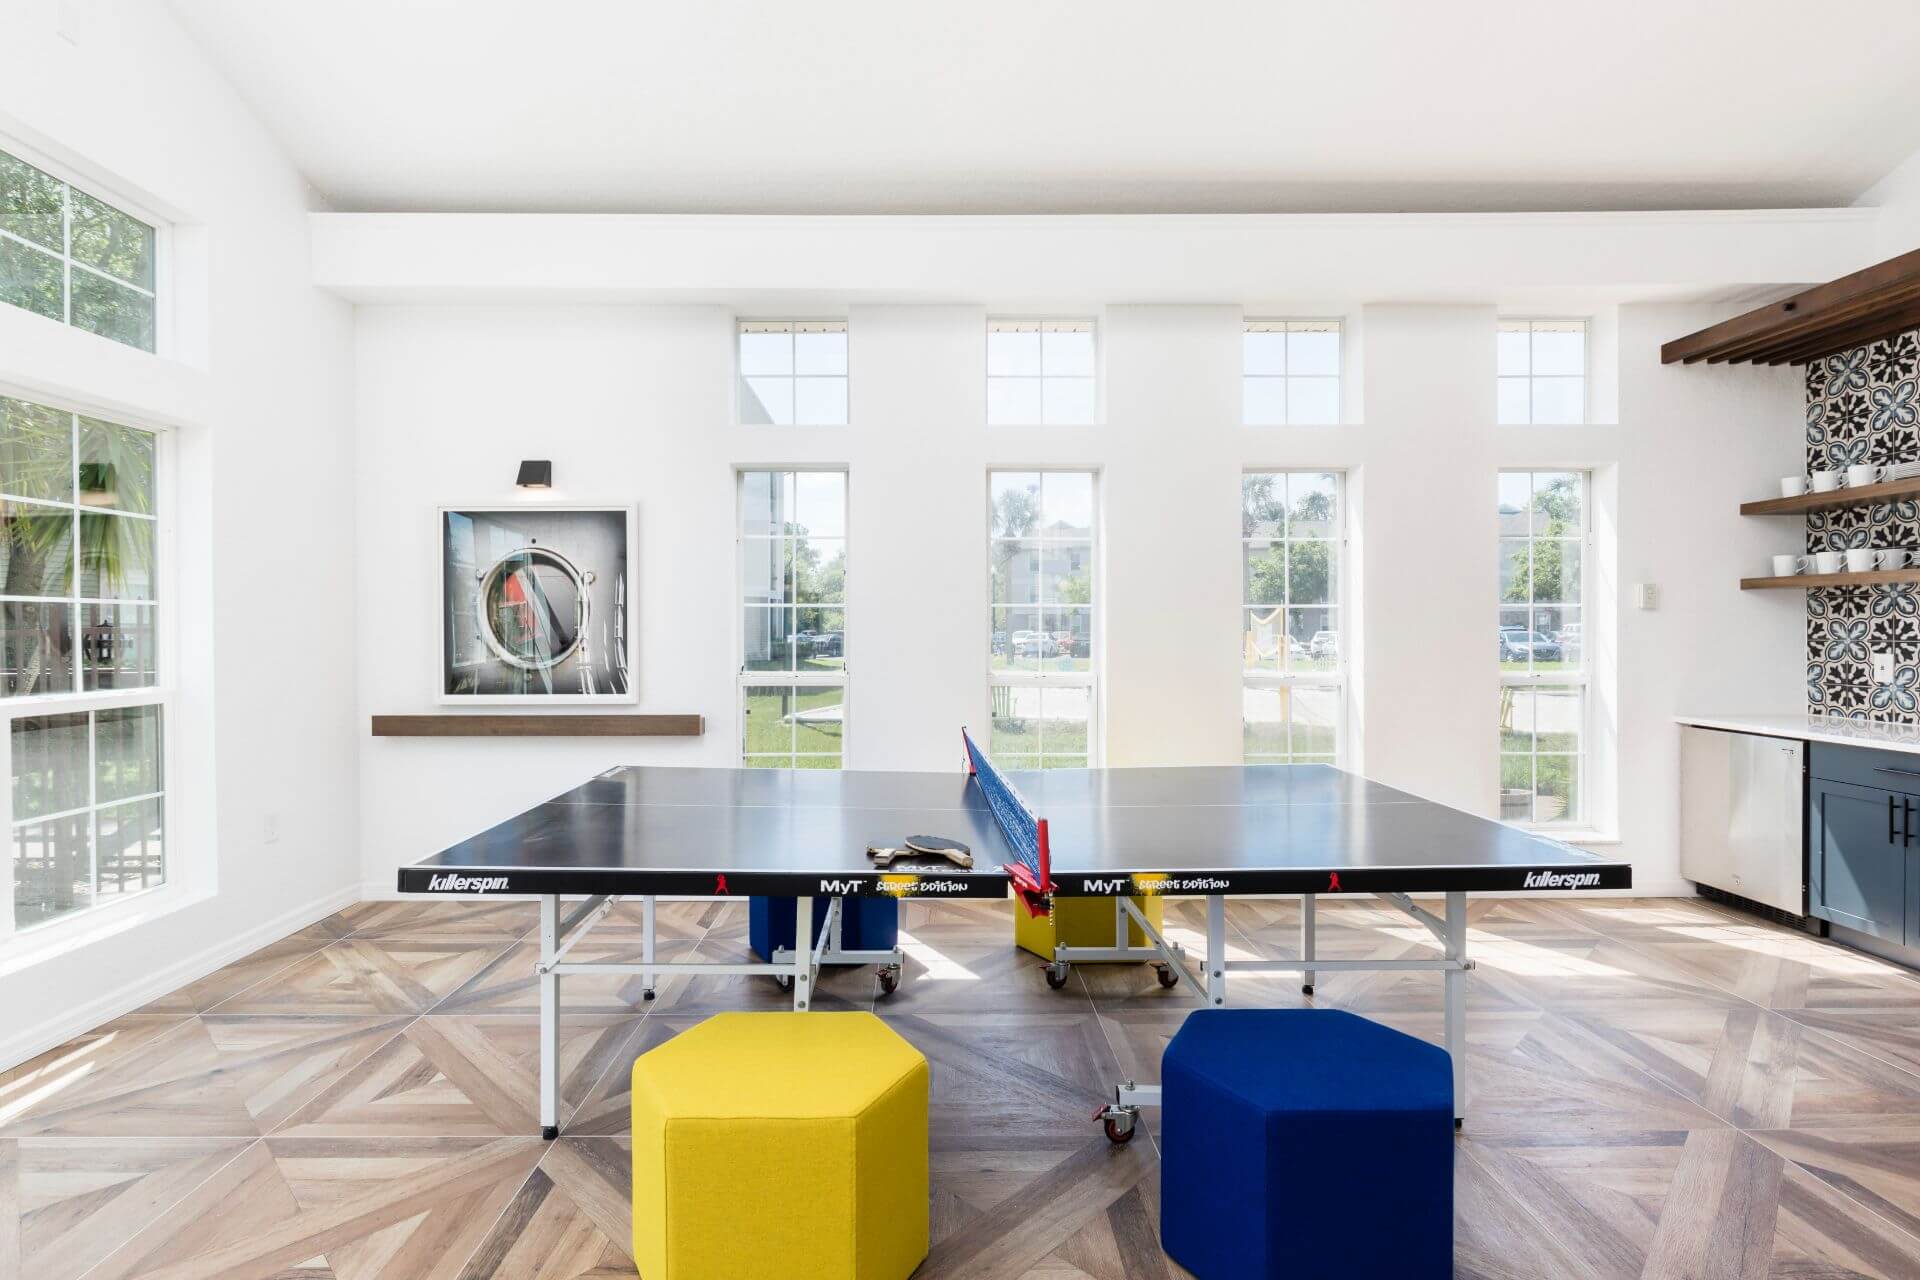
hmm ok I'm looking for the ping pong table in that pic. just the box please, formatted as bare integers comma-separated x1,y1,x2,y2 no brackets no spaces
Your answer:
398,731,1629,1140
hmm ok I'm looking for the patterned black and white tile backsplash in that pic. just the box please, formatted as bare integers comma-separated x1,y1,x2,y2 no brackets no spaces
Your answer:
1806,328,1920,719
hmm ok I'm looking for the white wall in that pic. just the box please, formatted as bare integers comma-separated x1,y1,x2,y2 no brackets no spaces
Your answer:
0,1,357,1067
353,286,1806,899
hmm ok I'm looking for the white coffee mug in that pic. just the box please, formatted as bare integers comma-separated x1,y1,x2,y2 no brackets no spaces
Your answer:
1847,547,1879,572
1812,470,1843,492
1882,548,1912,570
1781,476,1808,498
1772,554,1811,576
1848,464,1883,488
1815,550,1846,573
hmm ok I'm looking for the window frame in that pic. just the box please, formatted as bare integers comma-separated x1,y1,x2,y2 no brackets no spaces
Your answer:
985,318,1100,426
986,468,1101,770
735,466,849,769
0,392,175,944
0,139,169,356
1496,318,1588,426
1241,469,1348,766
735,319,851,427
1497,468,1592,830
1242,318,1343,426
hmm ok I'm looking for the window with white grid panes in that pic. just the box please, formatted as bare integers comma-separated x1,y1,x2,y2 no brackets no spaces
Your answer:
1496,320,1586,425
1498,469,1589,826
987,320,1097,425
1241,471,1344,763
738,321,849,425
989,470,1097,768
0,148,158,352
1243,320,1341,425
3,393,167,930
739,469,846,767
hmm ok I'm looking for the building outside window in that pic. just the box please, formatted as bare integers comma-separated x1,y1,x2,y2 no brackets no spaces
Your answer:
737,321,849,425
1499,469,1588,825
0,149,158,353
1241,471,1343,763
4,394,166,930
989,470,1096,768
1243,320,1341,425
740,469,846,767
1496,319,1586,425
987,319,1097,424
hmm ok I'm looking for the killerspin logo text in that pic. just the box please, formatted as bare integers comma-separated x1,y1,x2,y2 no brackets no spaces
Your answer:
427,873,510,893
1522,870,1601,890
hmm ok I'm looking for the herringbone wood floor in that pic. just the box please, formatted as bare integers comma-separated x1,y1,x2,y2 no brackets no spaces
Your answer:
4,894,1920,1278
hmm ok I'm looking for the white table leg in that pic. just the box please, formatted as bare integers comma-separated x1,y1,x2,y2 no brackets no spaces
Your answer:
1444,891,1467,1127
793,895,813,1012
1301,892,1317,995
539,893,560,1139
641,894,657,1001
1206,894,1226,1007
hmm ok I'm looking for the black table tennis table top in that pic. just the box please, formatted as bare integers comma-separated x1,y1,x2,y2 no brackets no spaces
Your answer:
397,760,1631,899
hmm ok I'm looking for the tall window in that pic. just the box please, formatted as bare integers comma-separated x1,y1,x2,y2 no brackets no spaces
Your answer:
739,470,846,768
989,471,1096,768
1496,320,1586,425
1,149,157,353
986,320,1097,425
1499,470,1588,826
4,394,165,929
1242,472,1343,763
738,321,849,425
1243,320,1341,425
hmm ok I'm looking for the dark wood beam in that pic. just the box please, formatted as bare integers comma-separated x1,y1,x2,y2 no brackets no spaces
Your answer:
371,714,705,737
1660,248,1920,366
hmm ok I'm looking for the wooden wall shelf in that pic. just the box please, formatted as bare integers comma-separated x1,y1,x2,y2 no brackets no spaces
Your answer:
1662,247,1920,367
372,714,704,737
1740,475,1920,516
1740,570,1920,591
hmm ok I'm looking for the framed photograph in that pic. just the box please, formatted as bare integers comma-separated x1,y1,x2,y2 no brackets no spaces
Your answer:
438,505,636,703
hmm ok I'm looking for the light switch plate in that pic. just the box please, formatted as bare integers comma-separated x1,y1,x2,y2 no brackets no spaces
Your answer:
1633,583,1657,610
1874,652,1896,684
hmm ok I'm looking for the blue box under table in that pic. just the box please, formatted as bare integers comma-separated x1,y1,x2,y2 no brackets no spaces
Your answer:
748,895,899,961
1160,1008,1455,1279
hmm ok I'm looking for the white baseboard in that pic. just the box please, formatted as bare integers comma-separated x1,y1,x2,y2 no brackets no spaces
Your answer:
0,881,363,1072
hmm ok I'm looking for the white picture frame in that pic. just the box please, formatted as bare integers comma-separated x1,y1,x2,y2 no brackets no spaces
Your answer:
436,503,638,705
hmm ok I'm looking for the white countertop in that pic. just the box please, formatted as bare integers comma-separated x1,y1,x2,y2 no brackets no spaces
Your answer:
1675,712,1920,755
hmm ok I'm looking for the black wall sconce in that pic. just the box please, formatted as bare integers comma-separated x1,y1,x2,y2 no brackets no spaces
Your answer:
516,460,553,489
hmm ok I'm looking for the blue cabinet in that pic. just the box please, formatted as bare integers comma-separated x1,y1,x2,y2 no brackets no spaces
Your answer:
1808,776,1912,943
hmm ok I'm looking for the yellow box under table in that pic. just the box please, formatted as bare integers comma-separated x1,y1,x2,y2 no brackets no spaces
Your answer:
630,1011,928,1280
1014,893,1164,960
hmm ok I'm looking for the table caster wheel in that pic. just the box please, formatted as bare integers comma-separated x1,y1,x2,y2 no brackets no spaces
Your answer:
774,973,794,992
541,1125,559,1140
1045,962,1072,990
1455,1118,1464,1131
1301,983,1315,995
1154,963,1179,989
1100,1111,1137,1145
878,966,901,996
642,988,657,1002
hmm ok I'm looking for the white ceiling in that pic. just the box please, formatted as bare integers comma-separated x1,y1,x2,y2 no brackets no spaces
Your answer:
169,0,1920,216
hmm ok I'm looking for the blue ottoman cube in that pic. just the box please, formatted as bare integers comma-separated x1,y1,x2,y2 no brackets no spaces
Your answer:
748,895,898,961
1160,1008,1454,1279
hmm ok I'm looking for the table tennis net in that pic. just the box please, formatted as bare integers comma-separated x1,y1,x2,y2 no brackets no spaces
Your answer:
962,729,1051,916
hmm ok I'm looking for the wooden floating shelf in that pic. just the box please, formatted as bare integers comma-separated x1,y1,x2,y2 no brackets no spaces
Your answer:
1662,247,1920,367
1740,475,1920,516
1740,570,1920,591
372,714,704,738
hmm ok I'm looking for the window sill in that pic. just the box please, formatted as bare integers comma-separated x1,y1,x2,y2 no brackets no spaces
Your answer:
0,882,208,980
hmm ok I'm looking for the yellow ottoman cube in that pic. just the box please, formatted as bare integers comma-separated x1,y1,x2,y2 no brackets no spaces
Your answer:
630,1011,928,1280
1014,893,1164,960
